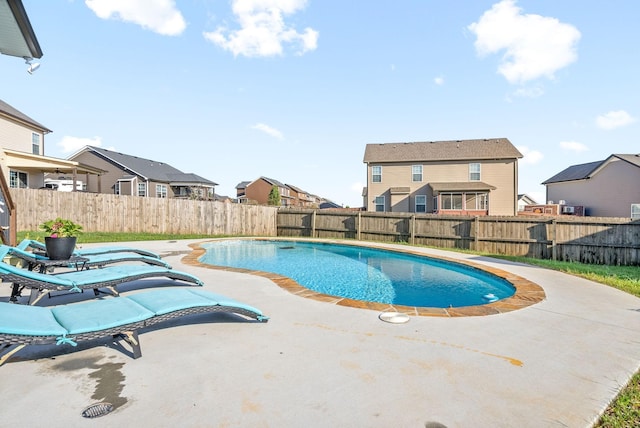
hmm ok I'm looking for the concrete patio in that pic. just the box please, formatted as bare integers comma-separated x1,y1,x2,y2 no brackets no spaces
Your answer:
1,239,639,427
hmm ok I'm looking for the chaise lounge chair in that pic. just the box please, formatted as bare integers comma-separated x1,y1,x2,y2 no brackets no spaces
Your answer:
0,247,203,305
3,244,172,270
0,287,268,366
17,239,162,259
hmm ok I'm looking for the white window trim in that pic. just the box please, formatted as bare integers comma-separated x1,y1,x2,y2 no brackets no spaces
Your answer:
374,195,385,212
469,163,481,181
412,165,423,182
138,182,147,197
372,166,382,183
156,184,168,198
415,195,427,212
9,170,28,188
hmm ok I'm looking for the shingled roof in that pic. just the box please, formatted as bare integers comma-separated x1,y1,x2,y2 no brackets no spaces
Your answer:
78,146,217,186
0,99,51,132
542,154,640,185
363,138,522,163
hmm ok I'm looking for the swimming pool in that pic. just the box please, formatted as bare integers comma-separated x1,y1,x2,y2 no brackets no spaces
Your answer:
198,240,516,308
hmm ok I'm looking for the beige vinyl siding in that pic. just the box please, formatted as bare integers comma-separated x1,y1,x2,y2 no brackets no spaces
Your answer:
478,159,517,215
0,118,44,155
547,157,640,217
367,159,518,215
73,152,119,193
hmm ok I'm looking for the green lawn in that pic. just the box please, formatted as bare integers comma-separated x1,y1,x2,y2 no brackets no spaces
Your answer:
16,232,640,426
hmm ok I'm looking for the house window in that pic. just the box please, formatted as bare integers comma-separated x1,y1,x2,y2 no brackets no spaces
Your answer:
114,182,121,195
433,196,438,212
31,133,40,155
374,196,385,212
372,166,382,183
412,165,422,182
469,163,481,181
441,193,463,210
415,195,426,212
156,184,168,198
138,182,147,197
465,192,489,210
632,204,640,219
9,170,28,188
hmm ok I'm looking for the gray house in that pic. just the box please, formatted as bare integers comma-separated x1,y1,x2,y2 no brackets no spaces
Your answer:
542,154,640,218
69,146,218,199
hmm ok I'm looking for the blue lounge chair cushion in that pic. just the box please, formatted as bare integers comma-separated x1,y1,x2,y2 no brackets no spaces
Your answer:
51,298,155,334
52,265,203,286
0,304,68,336
187,288,266,315
127,288,222,315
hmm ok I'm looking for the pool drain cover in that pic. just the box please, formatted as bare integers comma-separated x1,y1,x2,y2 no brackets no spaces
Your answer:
81,402,113,418
379,312,410,324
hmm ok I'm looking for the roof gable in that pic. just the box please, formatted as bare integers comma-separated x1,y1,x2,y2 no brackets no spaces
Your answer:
0,99,51,132
542,154,640,185
363,138,522,163
75,146,216,185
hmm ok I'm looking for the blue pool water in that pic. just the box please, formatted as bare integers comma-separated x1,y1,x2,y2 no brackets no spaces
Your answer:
199,240,515,308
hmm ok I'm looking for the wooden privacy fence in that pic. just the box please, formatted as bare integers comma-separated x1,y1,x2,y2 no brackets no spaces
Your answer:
277,209,640,265
10,189,278,236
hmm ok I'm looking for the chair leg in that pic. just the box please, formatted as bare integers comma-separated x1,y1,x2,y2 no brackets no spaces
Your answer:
0,344,26,367
29,289,47,305
116,330,141,359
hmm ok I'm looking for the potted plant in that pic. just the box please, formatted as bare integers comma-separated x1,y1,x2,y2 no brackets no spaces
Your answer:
40,217,83,260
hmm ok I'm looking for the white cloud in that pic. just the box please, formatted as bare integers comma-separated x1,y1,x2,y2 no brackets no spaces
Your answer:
517,145,543,165
57,136,103,154
252,123,284,139
203,0,318,57
595,110,637,130
512,85,544,98
85,0,186,36
468,0,580,84
434,76,444,85
559,141,589,152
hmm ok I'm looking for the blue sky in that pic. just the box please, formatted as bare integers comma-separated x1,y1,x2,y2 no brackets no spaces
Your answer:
1,0,638,207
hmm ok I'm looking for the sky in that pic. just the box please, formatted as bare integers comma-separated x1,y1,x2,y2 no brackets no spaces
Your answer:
1,0,638,208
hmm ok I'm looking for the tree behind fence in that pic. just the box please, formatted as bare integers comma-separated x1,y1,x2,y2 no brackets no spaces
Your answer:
10,189,278,236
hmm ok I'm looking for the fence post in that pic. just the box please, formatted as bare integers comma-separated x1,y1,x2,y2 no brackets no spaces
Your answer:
310,210,316,238
357,211,361,240
410,215,415,245
551,218,557,261
474,216,479,250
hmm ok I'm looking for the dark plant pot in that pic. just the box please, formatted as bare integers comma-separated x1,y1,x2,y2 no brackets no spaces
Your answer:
45,237,77,260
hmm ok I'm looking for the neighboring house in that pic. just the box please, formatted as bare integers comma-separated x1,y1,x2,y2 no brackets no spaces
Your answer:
236,176,293,206
319,199,342,209
0,99,103,190
68,146,218,199
542,154,640,218
517,194,538,212
363,138,523,215
236,177,335,208
286,184,317,208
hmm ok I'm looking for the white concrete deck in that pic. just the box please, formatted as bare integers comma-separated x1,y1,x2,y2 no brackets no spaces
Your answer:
1,239,639,427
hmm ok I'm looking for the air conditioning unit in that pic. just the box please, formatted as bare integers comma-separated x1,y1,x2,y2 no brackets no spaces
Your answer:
558,200,566,205
562,206,574,214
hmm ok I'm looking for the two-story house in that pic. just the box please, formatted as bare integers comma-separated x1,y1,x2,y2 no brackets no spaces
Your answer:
542,154,640,218
0,100,104,190
363,138,522,216
236,177,294,206
68,146,218,199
